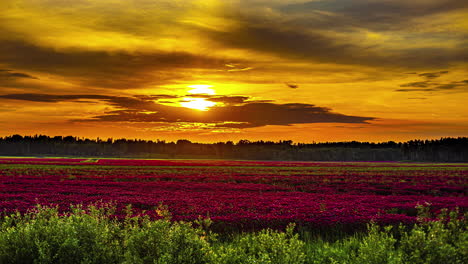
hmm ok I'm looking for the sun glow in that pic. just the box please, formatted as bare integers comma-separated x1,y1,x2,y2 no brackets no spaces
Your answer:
187,84,216,95
180,98,216,111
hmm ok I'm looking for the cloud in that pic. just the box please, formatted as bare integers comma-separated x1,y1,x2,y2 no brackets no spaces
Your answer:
396,70,468,92
203,19,468,69
395,88,435,92
280,0,468,31
286,83,298,89
434,83,461,90
207,96,251,105
396,79,468,92
0,93,374,128
206,103,374,128
90,95,374,128
0,69,38,79
0,93,113,102
399,81,430,88
418,71,449,79
178,1,468,70
0,40,243,89
1,0,467,94
84,103,373,128
134,95,180,100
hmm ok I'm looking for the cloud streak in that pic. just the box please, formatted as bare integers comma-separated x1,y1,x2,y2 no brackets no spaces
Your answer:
0,93,374,128
203,20,468,69
397,71,468,92
280,0,468,31
0,40,242,89
0,69,38,79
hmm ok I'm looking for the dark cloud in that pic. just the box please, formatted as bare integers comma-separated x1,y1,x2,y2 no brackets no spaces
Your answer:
187,1,468,69
434,84,459,90
399,81,430,88
280,0,468,31
133,95,180,100
0,93,113,102
208,24,356,64
205,103,373,128
396,70,467,92
396,79,468,92
0,69,38,79
0,40,243,89
205,21,468,69
418,71,449,79
84,102,373,128
396,88,435,92
286,83,298,89
0,93,374,128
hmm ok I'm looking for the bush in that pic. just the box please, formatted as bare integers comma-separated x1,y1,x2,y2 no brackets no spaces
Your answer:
304,206,467,264
0,204,122,264
211,224,306,264
399,207,467,264
123,219,211,264
0,204,466,264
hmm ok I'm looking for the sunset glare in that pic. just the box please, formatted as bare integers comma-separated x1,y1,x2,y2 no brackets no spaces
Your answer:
180,98,217,111
188,85,216,95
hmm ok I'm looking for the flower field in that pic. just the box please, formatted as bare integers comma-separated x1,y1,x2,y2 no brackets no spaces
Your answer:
0,158,467,230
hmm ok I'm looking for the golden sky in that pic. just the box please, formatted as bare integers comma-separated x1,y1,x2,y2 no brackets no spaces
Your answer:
1,0,467,142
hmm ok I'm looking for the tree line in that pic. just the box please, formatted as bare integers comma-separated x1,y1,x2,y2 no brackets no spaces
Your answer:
0,135,467,162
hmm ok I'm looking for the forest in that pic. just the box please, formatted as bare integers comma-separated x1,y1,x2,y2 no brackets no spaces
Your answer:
0,135,467,162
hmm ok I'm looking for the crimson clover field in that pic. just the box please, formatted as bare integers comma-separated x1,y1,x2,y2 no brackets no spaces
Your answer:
1,158,466,231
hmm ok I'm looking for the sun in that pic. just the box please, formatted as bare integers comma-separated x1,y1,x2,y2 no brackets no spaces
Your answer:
187,84,215,95
180,84,217,111
180,98,216,111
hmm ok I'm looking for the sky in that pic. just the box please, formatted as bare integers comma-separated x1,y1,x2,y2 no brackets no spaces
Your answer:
0,0,467,143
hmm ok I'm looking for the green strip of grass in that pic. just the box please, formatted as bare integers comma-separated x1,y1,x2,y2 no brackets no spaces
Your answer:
0,204,466,264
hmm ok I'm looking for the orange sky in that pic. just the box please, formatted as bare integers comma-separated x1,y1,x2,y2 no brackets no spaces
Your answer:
1,0,467,143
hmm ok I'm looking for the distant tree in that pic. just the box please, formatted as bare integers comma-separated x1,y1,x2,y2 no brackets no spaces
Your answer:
0,135,466,161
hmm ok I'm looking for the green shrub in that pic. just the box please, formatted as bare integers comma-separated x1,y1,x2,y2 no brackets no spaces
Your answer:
305,225,399,264
0,204,122,264
305,207,467,264
0,204,466,264
354,225,400,264
211,224,306,264
122,219,211,264
399,208,467,264
305,238,360,264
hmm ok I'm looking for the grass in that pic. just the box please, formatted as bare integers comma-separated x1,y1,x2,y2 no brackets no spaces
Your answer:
0,204,466,264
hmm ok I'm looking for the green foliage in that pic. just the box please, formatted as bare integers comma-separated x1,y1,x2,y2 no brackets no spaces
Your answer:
122,219,210,264
0,204,466,264
354,225,400,264
210,224,306,264
305,207,467,264
0,204,122,264
305,237,360,264
399,208,468,264
304,224,399,264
